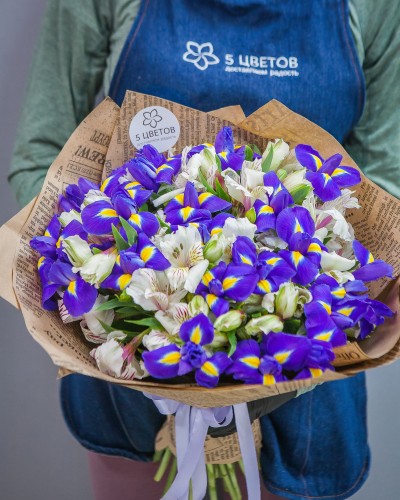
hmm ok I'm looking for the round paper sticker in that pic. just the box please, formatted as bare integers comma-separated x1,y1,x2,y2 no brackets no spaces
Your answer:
129,106,181,153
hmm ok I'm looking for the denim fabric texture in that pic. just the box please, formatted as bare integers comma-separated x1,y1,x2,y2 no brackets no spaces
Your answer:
62,1,369,498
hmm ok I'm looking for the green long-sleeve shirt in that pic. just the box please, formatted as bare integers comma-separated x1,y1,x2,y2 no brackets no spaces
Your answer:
9,0,400,207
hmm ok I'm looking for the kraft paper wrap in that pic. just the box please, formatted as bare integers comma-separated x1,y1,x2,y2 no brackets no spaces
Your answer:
1,91,399,408
155,416,262,465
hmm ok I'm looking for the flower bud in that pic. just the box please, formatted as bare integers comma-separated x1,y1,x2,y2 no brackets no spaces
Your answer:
262,139,290,171
276,168,287,181
275,283,299,319
74,252,116,286
209,331,229,348
245,207,256,224
245,314,283,335
62,235,92,267
282,168,307,192
203,234,225,263
188,295,209,317
214,310,245,332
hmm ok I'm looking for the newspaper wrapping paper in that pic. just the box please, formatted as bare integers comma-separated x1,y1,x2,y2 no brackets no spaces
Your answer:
156,415,262,465
0,91,398,407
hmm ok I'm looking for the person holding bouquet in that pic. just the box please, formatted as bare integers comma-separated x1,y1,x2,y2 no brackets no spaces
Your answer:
9,1,400,499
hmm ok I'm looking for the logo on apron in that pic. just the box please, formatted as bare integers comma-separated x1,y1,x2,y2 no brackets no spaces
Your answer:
183,41,220,71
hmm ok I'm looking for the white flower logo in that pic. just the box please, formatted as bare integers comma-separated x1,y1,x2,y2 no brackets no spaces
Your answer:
183,41,220,71
143,109,163,129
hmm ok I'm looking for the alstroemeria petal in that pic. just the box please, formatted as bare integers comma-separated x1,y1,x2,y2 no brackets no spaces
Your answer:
142,345,181,379
179,313,214,345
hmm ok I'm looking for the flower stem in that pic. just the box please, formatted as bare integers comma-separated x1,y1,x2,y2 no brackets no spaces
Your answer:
219,464,238,499
153,449,163,463
207,464,218,500
154,448,172,482
162,456,177,495
227,463,242,500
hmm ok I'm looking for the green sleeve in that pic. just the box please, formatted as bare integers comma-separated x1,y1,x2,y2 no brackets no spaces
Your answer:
345,0,400,199
8,0,114,207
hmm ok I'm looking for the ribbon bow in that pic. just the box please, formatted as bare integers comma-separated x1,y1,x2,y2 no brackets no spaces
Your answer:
144,394,261,500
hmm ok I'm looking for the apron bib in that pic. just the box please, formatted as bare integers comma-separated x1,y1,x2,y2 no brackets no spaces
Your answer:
62,3,369,499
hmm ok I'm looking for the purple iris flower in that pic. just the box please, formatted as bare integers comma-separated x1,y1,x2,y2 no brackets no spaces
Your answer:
37,257,59,311
230,236,295,294
164,182,231,226
253,172,294,233
47,261,97,317
352,240,393,281
358,298,394,339
196,261,258,316
59,177,99,212
295,144,361,202
137,144,181,184
214,127,246,172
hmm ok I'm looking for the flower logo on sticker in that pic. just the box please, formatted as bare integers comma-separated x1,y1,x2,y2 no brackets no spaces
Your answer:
142,109,163,129
183,41,220,71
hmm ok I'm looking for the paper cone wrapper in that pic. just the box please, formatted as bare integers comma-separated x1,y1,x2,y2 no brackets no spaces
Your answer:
1,91,399,407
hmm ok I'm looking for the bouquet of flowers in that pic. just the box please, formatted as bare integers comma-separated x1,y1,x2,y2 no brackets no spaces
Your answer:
1,92,399,500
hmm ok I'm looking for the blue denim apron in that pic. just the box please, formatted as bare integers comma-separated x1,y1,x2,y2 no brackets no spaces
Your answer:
61,1,369,498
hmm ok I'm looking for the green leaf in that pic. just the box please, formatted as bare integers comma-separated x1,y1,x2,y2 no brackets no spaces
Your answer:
261,147,274,172
215,154,222,172
198,170,217,195
291,185,312,205
283,318,301,334
97,319,117,334
95,298,132,311
115,307,143,315
244,145,253,161
92,247,102,255
156,216,171,233
215,178,231,202
139,203,149,212
227,331,237,357
119,217,137,246
112,224,129,251
124,317,163,329
248,144,262,156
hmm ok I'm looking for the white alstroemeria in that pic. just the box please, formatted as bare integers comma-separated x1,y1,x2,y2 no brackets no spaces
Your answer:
58,298,82,323
153,187,185,208
142,330,172,351
316,208,353,242
222,217,257,241
294,287,312,318
245,314,283,335
222,167,272,211
81,189,110,207
261,293,276,313
256,230,287,250
90,331,147,380
279,149,304,174
319,189,360,215
282,168,310,193
126,269,187,311
275,283,299,319
155,302,190,335
158,225,209,292
62,235,93,267
242,157,262,171
320,251,356,272
59,210,81,227
262,139,290,171
79,295,115,344
73,251,116,287
322,270,355,284
176,146,219,189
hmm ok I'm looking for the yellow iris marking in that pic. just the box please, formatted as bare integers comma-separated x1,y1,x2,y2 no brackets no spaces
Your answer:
241,356,260,369
140,246,154,262
126,181,141,189
211,228,222,235
223,276,238,290
201,362,218,377
263,374,276,385
116,255,121,265
38,256,45,269
67,280,77,296
118,274,132,290
316,332,332,342
308,243,321,253
266,257,280,265
294,220,302,232
240,254,252,265
44,230,51,237
191,326,202,344
331,168,345,177
129,214,141,227
202,271,213,286
332,288,346,298
322,173,331,186
175,193,184,205
274,351,291,364
156,164,169,173
367,253,374,264
260,205,274,214
219,151,228,159
56,238,62,248
198,193,212,204
206,294,218,307
312,154,323,170
319,301,332,314
337,307,354,317
258,280,271,293
161,352,181,365
100,177,111,192
204,143,213,147
99,208,118,218
292,251,303,266
181,207,194,221
310,368,323,378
